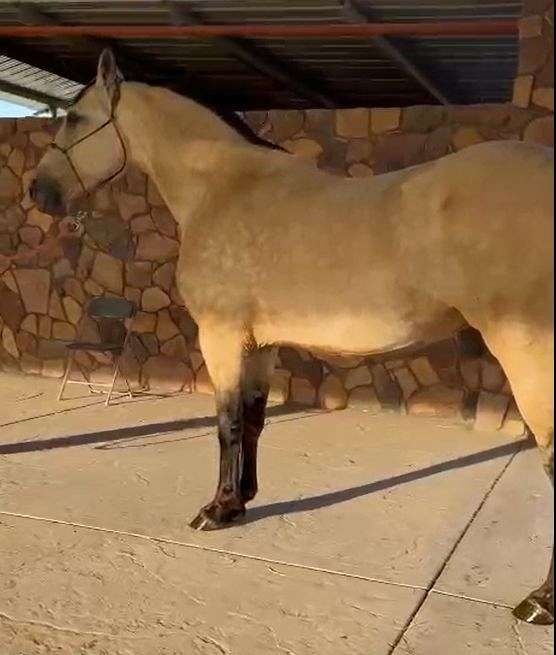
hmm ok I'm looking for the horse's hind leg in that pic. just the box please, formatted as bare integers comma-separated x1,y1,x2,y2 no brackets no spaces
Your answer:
190,321,246,531
474,319,553,624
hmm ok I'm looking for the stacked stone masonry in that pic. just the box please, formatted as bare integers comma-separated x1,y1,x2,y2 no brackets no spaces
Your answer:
0,2,553,434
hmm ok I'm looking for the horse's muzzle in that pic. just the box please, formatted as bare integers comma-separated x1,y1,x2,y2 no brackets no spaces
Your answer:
29,175,65,216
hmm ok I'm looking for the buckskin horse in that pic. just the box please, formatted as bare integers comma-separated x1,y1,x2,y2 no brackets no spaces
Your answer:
30,50,554,624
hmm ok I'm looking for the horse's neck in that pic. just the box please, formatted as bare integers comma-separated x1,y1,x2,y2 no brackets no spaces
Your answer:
117,83,247,222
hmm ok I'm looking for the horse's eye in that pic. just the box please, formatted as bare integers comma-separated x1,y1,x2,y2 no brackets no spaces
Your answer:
66,112,81,127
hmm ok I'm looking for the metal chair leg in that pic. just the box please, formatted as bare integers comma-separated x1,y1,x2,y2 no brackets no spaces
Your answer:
57,352,74,401
105,357,121,407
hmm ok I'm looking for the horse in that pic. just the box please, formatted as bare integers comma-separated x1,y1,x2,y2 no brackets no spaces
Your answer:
30,49,554,625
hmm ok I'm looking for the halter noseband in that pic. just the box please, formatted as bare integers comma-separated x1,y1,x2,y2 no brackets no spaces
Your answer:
50,85,127,196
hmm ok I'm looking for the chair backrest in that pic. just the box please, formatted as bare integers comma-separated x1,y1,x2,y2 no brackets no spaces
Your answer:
87,296,136,320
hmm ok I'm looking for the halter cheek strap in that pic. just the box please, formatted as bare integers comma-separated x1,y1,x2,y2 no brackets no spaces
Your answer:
50,86,127,196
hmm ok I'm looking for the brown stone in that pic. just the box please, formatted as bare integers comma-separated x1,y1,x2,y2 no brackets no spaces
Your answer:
136,232,179,263
156,309,179,341
409,357,439,386
0,205,25,234
347,386,381,413
16,330,36,354
52,321,76,340
2,325,19,358
13,268,50,314
345,364,373,390
460,357,481,390
189,350,204,372
151,207,176,237
481,356,506,392
124,287,141,306
76,246,95,281
320,353,364,370
161,334,188,360
38,315,52,339
474,391,509,432
7,148,24,176
243,110,268,132
393,367,419,400
52,258,73,282
348,163,373,177
290,377,316,406
133,311,156,333
318,374,347,410
283,138,323,160
512,75,535,108
126,261,152,288
407,385,464,418
532,87,555,111
152,262,175,292
18,225,43,248
116,191,148,221
20,353,42,375
519,35,551,75
371,133,428,174
345,139,372,164
426,339,459,385
370,108,401,134
125,168,147,195
63,278,86,304
91,252,123,295
452,126,485,150
142,287,170,312
140,333,159,356
130,214,156,234
26,207,52,232
147,178,165,207
20,314,37,335
519,14,544,39
62,296,82,325
401,106,446,133
269,110,304,142
0,167,20,207
2,271,17,293
335,109,369,138
524,116,554,147
84,279,104,296
42,359,66,378
194,364,214,395
371,363,402,410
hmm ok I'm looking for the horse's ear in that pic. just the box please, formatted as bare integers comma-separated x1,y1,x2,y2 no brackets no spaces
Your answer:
96,48,124,110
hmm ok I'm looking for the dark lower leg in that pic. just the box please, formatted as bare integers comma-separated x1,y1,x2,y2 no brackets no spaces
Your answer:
190,392,246,530
241,392,268,502
513,445,554,625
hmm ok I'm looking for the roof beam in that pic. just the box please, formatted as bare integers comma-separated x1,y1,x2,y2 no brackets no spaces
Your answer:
341,0,450,106
166,2,335,108
0,77,68,108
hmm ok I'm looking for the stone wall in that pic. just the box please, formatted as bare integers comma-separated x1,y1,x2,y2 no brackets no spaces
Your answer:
0,4,553,434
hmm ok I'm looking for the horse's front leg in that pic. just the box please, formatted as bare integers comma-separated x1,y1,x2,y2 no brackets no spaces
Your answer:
190,323,246,531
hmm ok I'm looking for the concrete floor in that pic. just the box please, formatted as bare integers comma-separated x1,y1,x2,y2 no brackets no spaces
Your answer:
0,373,553,655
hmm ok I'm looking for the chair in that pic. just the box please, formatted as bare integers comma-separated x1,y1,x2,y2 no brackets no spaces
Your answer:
58,296,137,406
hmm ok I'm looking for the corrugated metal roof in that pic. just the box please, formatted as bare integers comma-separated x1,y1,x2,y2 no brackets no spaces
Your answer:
0,1,521,110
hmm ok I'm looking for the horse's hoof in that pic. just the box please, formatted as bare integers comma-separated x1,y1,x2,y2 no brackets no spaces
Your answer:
189,502,246,531
513,595,554,625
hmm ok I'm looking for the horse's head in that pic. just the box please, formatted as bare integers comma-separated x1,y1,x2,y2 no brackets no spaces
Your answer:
30,49,126,216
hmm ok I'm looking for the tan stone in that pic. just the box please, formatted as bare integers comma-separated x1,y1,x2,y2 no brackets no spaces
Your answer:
474,391,510,432
63,278,86,304
481,356,506,392
153,262,175,292
532,87,555,111
268,368,291,404
116,191,148,221
452,126,484,150
409,357,439,386
130,214,156,234
407,385,464,418
38,315,51,338
1,271,17,293
13,268,50,314
318,374,348,410
7,148,24,176
283,138,323,160
142,287,170,312
519,14,543,39
91,252,123,295
156,309,179,341
42,359,66,378
321,354,364,370
371,108,401,134
335,108,369,138
21,314,37,335
513,75,535,108
20,353,42,375
26,207,53,232
348,163,373,177
347,386,381,413
524,115,554,147
385,359,405,370
195,364,214,395
345,365,373,390
52,321,76,340
2,325,18,358
161,335,188,360
84,279,104,296
0,167,19,207
136,232,179,263
29,131,52,148
133,311,156,333
62,296,82,325
18,225,43,248
290,377,316,406
393,367,418,400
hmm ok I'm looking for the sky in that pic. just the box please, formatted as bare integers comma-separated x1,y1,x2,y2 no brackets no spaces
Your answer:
0,98,37,117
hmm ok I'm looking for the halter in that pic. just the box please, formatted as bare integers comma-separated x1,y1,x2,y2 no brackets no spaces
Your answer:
49,85,127,197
